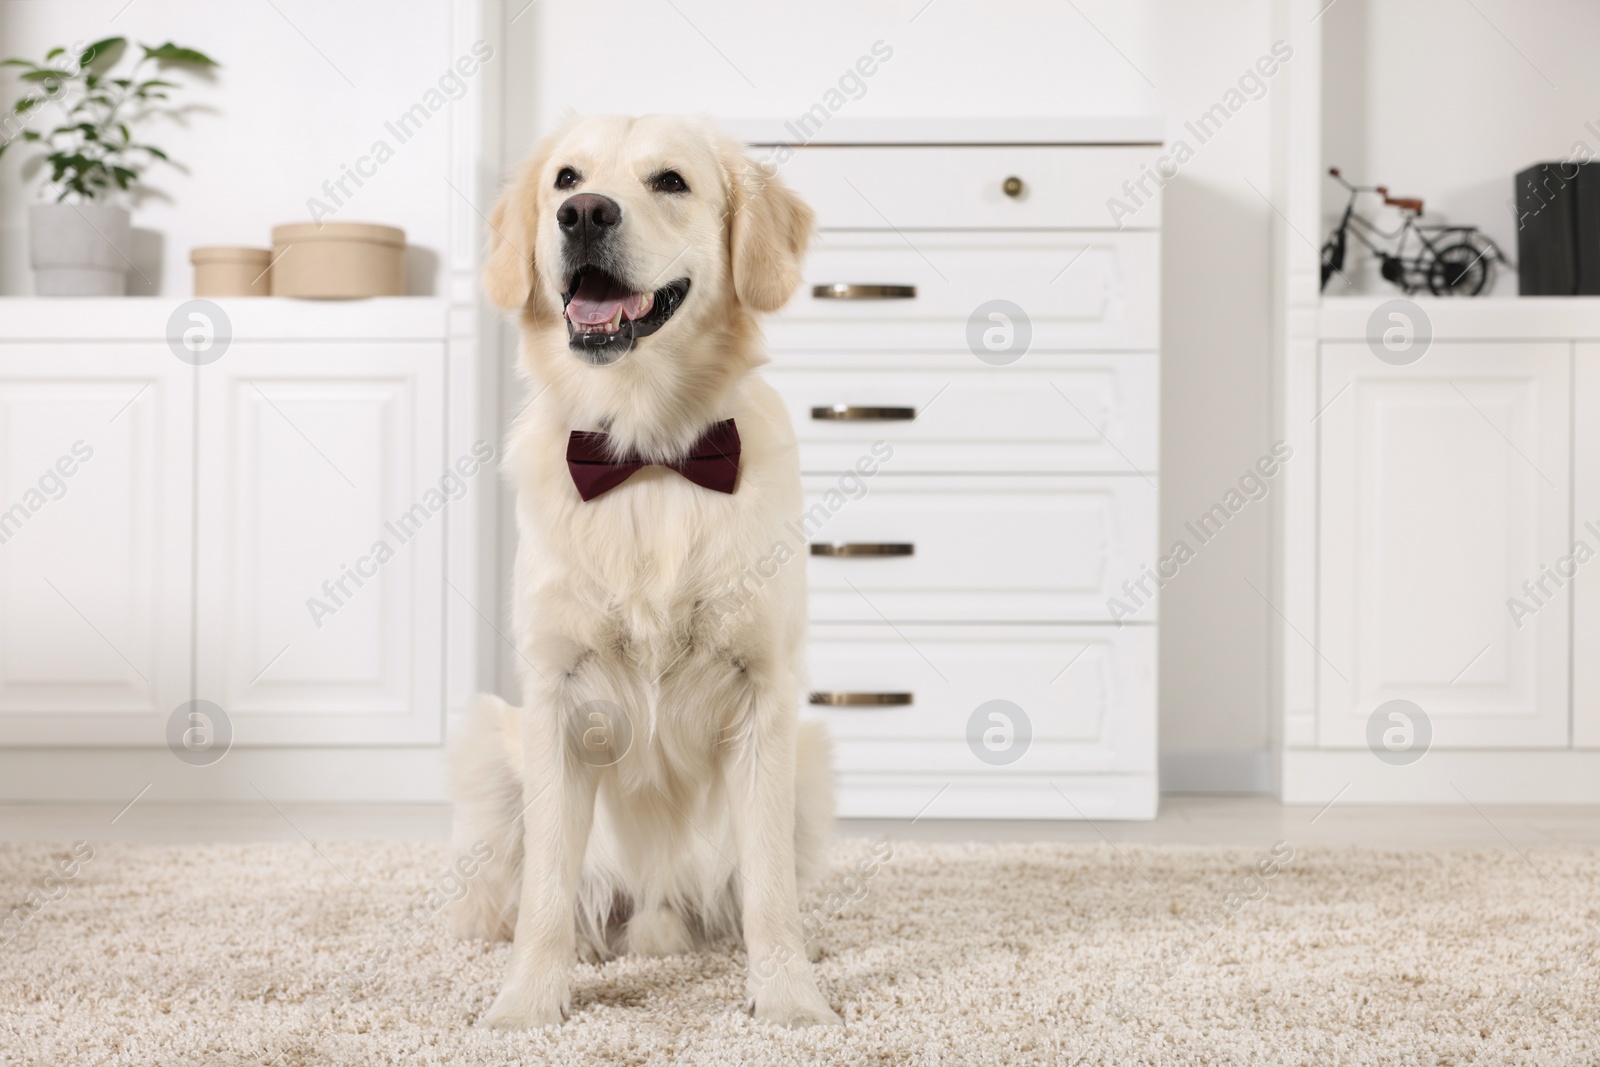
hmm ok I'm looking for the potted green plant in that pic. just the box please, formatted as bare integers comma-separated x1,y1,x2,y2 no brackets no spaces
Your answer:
0,37,217,296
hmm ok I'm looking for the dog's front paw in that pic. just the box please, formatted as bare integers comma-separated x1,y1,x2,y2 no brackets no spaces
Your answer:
748,961,842,1028
478,970,569,1030
752,987,843,1028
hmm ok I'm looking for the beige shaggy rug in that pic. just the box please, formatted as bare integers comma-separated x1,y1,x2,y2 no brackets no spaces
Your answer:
2,838,1598,1066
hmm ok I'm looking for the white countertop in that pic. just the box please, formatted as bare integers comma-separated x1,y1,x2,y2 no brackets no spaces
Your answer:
0,297,450,342
722,115,1165,147
1319,295,1600,340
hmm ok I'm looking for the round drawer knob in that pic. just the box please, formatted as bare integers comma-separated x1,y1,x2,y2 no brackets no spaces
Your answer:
1002,175,1025,198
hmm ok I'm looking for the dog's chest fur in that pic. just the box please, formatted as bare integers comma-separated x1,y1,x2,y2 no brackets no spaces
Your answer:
512,409,803,793
511,375,804,683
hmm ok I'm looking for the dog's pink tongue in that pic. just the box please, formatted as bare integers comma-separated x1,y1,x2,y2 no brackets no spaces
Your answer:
567,273,650,325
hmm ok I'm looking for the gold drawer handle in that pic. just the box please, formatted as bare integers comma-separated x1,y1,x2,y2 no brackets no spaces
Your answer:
1002,175,1025,198
812,283,917,300
811,404,916,421
808,692,913,706
810,543,914,557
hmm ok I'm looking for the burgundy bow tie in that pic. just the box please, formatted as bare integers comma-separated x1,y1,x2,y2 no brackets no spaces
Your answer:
566,419,741,501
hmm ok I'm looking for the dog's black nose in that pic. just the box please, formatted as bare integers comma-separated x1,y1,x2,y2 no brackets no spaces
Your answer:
557,193,621,239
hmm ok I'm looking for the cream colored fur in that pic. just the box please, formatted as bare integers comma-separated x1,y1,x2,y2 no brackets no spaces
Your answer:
448,115,840,1029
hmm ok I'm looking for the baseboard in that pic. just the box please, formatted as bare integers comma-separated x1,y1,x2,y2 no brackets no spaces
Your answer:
0,751,1160,819
837,773,1158,820
1282,749,1600,804
0,747,452,804
1159,749,1274,795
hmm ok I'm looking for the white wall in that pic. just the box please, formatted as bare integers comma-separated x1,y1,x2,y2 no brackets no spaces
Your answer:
1322,0,1600,295
0,0,472,296
502,0,1284,772
524,1,1156,126
1147,0,1279,770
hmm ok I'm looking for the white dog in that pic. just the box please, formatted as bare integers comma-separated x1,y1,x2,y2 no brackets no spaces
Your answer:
449,115,841,1029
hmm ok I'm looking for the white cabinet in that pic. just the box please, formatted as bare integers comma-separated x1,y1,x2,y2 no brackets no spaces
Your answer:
1286,301,1600,803
757,127,1162,818
1318,342,1572,748
196,343,446,744
0,348,193,743
1273,12,1600,802
0,301,450,750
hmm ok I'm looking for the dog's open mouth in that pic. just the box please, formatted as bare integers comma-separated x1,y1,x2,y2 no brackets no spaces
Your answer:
562,267,690,364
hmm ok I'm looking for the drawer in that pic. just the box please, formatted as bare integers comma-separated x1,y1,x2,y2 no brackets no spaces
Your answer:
773,145,1162,230
769,232,1158,352
768,351,1157,473
803,624,1155,774
802,475,1155,622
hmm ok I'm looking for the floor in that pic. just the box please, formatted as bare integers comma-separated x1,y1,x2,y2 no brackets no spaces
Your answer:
5,798,1598,1064
1,795,1597,847
6,816,1599,1064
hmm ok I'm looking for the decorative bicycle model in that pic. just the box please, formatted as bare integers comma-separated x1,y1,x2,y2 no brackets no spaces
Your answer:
1321,167,1507,295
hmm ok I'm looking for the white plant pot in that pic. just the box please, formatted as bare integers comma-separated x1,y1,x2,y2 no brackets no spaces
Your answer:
28,202,132,297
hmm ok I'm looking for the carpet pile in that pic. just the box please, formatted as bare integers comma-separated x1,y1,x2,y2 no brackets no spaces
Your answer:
2,838,1597,1065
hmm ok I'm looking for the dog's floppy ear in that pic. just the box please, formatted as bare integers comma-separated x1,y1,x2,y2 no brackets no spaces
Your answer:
482,142,552,312
723,146,814,313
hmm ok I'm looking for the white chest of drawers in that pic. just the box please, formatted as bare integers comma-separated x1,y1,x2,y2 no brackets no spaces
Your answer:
735,118,1163,819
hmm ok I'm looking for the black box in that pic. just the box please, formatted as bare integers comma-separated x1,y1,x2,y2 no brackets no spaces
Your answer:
1515,161,1600,295
1575,163,1600,294
1515,162,1577,295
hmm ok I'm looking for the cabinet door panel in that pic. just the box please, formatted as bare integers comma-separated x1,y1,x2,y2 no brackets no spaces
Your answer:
196,343,445,744
0,348,193,743
1318,342,1570,748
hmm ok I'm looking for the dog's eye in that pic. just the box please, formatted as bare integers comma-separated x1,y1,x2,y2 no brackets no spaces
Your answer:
555,167,580,190
650,170,689,195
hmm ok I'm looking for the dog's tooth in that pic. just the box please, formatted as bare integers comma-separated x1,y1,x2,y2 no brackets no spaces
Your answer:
609,306,624,330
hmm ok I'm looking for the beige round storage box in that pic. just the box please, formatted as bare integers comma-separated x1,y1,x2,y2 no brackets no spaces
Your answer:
269,222,406,298
190,246,272,297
